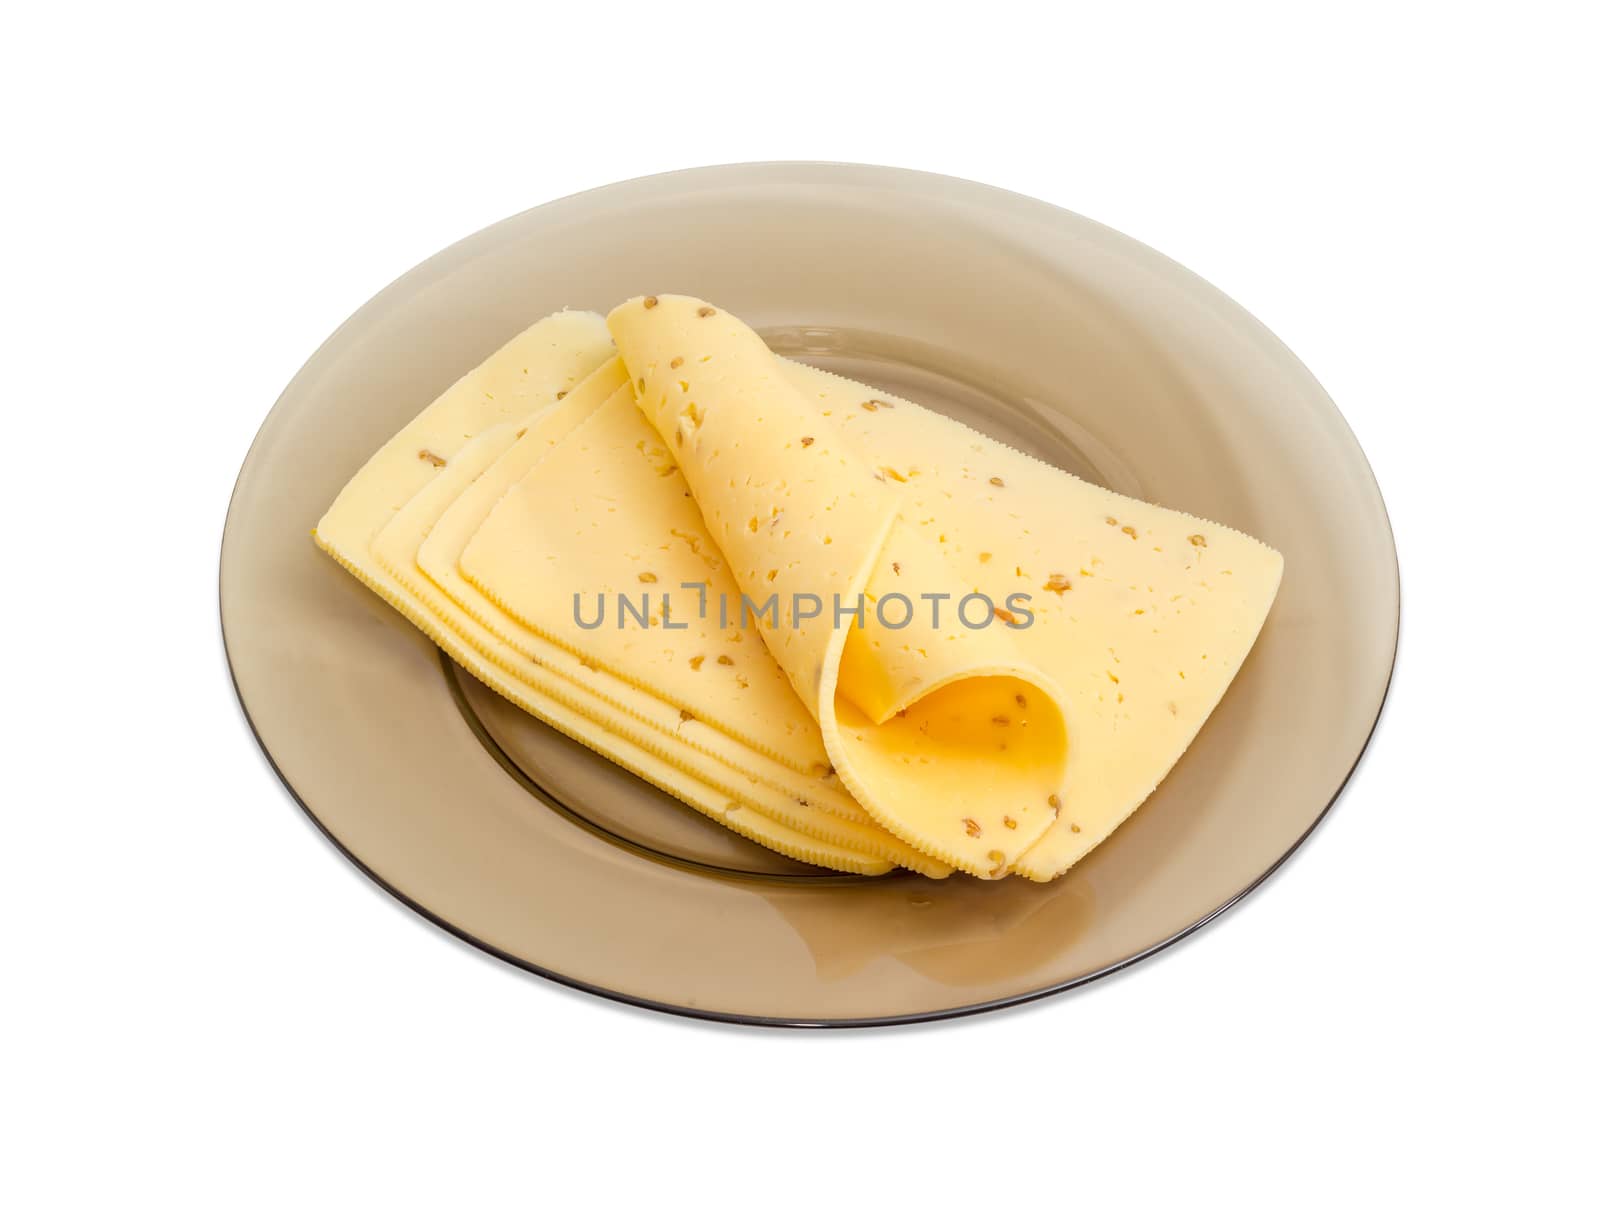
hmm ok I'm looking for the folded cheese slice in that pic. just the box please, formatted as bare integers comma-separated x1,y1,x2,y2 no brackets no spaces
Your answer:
609,297,1072,877
608,296,1284,881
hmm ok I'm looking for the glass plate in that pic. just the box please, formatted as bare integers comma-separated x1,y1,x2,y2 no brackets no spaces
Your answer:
220,163,1398,1026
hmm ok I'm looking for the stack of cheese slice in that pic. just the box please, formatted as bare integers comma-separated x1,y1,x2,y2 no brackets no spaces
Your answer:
316,297,1282,880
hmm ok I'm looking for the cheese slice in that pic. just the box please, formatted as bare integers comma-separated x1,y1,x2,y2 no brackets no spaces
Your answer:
609,297,1072,877
314,313,899,876
608,296,1283,880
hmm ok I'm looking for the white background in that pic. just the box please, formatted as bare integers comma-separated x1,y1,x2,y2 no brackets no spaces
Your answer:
4,3,1596,1209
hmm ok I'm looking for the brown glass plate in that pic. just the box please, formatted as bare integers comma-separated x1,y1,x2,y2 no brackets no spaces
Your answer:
220,163,1398,1026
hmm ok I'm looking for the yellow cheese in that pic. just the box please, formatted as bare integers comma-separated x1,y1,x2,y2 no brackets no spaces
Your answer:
608,296,1283,880
314,314,899,876
316,300,1281,883
610,297,1072,877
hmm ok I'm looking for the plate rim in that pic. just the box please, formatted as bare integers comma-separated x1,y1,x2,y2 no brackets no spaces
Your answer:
219,160,1401,1028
